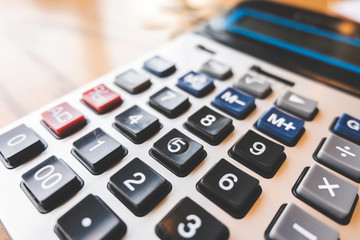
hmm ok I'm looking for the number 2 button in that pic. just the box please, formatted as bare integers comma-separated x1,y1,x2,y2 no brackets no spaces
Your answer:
156,197,229,240
108,158,172,216
185,106,234,145
20,155,83,213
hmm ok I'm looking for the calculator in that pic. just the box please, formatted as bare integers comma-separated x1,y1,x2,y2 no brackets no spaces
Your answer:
1,1,360,239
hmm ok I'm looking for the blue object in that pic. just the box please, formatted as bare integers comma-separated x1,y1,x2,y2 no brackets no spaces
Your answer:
176,71,214,97
224,8,360,74
143,56,176,77
333,113,360,145
257,107,304,146
212,87,255,119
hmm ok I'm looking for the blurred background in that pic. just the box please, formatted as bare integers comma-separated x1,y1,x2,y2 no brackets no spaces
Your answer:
0,0,358,128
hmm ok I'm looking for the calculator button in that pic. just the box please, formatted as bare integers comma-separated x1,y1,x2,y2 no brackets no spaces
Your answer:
276,90,318,120
55,194,127,240
293,164,358,224
143,56,176,77
176,71,215,97
256,107,305,146
41,102,87,138
315,134,360,182
266,203,339,240
200,59,232,80
212,87,255,119
114,69,151,94
108,158,171,216
82,84,122,114
184,106,234,145
150,128,206,177
114,105,162,144
229,130,286,178
72,128,127,175
234,74,271,98
20,155,83,213
156,197,229,240
149,87,190,118
0,124,47,168
333,113,360,145
197,159,261,218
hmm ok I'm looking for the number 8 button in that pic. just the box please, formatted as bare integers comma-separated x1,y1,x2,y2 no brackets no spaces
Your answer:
20,155,83,213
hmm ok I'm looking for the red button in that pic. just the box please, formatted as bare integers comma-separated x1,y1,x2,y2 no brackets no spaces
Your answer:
41,102,87,138
82,84,122,114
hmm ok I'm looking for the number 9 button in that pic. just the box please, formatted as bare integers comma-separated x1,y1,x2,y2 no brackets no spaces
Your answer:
20,155,83,213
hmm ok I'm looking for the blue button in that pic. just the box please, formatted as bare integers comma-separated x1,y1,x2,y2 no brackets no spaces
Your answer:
176,71,215,97
143,56,176,77
257,107,305,146
333,113,360,145
212,87,255,119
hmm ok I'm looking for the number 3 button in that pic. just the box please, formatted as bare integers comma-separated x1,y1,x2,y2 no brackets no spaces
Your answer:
108,158,172,216
20,155,83,213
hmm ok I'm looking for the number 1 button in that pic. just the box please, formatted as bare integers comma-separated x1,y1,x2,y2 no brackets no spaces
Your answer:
156,197,229,240
55,194,127,240
20,156,83,213
108,158,171,216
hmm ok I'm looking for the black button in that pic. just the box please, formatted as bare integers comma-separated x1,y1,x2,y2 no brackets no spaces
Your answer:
0,124,47,168
114,69,151,94
184,106,234,145
108,158,172,216
229,130,286,178
197,159,261,218
20,155,83,213
55,194,127,240
156,197,229,240
114,105,162,144
149,87,190,118
143,56,176,77
72,128,128,175
150,128,206,177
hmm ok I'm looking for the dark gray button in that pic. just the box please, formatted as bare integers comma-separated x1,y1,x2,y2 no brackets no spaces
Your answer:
233,74,271,98
316,134,360,182
295,164,358,223
268,203,339,240
114,69,151,94
276,91,318,120
200,59,232,80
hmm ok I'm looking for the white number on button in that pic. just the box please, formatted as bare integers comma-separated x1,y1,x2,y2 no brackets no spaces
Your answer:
7,134,26,147
219,173,238,191
167,138,187,153
200,114,216,127
129,114,143,124
34,165,63,190
250,142,266,156
123,172,146,191
177,214,202,238
161,91,176,101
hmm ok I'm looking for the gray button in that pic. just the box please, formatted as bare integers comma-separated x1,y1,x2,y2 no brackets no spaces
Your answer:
317,134,360,182
200,59,232,80
233,74,271,98
276,91,318,120
269,203,339,240
114,69,151,94
296,164,358,222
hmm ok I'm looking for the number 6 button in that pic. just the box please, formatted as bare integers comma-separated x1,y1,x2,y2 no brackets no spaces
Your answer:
108,158,172,216
156,197,229,240
20,155,83,213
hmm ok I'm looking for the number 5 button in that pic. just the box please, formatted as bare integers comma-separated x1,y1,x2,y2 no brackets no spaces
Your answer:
156,197,229,240
197,159,261,218
20,155,83,213
108,158,172,216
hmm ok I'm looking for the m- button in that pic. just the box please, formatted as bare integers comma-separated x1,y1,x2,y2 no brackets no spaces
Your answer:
256,107,304,146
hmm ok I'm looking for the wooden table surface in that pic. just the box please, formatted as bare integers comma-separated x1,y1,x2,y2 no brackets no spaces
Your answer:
0,0,346,238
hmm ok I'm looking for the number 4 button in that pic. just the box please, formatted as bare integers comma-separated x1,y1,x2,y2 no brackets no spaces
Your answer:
108,158,172,216
197,159,261,218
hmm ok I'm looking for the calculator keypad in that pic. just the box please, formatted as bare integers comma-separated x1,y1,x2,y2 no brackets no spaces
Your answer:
20,155,83,213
